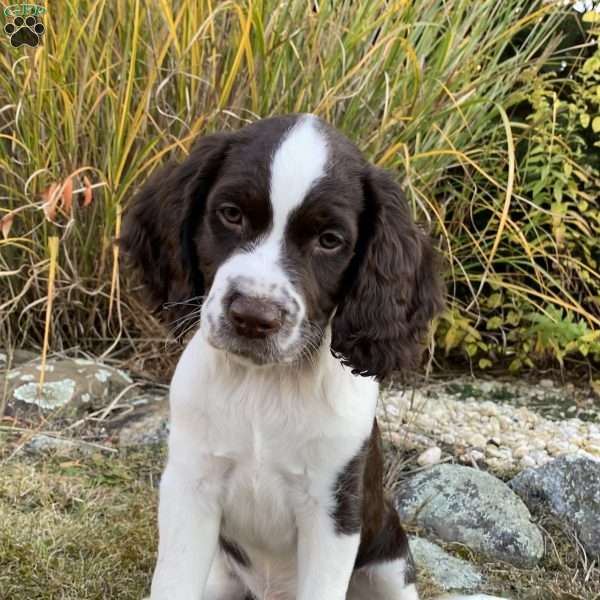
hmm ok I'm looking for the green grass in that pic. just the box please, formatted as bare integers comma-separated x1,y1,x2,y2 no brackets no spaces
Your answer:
0,0,598,369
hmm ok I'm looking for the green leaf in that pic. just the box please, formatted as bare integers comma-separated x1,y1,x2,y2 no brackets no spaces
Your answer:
478,358,492,369
509,358,522,372
486,292,502,309
593,116,600,133
578,200,589,212
444,326,464,353
580,113,591,128
466,343,478,357
563,161,573,178
506,311,521,326
583,11,600,23
486,316,503,330
553,184,563,203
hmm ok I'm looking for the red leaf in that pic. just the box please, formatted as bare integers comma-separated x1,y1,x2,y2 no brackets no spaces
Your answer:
83,176,93,207
61,177,73,216
1,212,14,239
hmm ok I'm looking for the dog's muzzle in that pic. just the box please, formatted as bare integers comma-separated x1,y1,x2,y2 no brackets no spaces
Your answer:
227,293,286,339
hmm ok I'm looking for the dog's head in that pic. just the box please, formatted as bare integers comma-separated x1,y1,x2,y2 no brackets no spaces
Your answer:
120,114,443,379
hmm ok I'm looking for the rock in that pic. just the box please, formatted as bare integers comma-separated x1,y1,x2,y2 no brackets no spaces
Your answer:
546,440,570,456
1,357,132,416
462,449,485,463
395,464,544,566
417,446,442,467
0,349,37,367
519,456,537,469
514,446,529,459
117,397,169,447
467,433,487,448
509,455,600,558
409,537,482,591
24,433,97,455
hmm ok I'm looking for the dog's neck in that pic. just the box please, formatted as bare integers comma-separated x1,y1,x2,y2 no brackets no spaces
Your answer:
173,326,375,424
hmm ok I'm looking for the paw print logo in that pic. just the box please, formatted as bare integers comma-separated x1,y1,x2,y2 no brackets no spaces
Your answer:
4,15,45,47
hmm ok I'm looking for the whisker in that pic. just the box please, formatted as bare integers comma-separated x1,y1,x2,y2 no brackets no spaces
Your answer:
163,295,206,309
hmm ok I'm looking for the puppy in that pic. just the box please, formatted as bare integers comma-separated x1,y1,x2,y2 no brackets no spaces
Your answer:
122,114,499,600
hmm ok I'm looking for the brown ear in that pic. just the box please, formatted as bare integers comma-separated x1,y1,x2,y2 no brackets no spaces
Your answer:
331,166,444,380
119,132,233,329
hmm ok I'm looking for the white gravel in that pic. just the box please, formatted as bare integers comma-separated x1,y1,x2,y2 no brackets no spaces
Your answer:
378,378,600,473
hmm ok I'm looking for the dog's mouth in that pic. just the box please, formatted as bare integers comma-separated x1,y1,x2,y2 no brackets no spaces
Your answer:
203,315,321,367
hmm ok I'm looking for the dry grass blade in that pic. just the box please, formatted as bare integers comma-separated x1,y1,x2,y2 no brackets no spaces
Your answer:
37,236,59,394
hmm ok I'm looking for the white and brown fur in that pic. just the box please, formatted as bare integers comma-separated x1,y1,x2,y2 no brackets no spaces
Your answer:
121,114,503,600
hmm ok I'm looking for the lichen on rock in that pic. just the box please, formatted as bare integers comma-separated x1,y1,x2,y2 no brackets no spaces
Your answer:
396,464,544,566
13,379,76,409
510,455,600,559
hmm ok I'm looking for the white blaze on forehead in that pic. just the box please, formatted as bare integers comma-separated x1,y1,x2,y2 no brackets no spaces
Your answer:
201,116,328,356
269,115,329,237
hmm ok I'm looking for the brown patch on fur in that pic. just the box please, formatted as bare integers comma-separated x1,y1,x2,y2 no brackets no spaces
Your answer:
119,132,235,329
331,166,445,380
332,420,415,577
332,439,369,535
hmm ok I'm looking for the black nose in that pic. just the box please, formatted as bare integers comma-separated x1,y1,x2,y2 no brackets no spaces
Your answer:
228,295,284,339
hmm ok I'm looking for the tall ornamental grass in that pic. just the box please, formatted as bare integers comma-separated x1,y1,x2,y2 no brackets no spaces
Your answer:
1,0,598,371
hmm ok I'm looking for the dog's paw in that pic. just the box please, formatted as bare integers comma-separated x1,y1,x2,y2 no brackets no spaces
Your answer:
4,15,45,48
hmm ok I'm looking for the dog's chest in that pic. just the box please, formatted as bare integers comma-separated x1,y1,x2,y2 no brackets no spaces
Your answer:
214,419,328,600
217,420,310,553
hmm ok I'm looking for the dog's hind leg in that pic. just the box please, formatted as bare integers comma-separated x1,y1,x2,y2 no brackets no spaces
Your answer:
433,596,508,600
347,556,419,599
348,563,508,600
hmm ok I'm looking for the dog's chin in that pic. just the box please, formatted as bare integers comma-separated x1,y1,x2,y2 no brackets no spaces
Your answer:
204,329,303,368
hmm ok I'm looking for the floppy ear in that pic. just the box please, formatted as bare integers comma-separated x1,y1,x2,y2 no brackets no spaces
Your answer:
119,132,232,328
331,166,444,380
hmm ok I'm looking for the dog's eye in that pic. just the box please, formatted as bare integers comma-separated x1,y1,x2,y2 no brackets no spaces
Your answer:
318,230,344,251
218,204,243,228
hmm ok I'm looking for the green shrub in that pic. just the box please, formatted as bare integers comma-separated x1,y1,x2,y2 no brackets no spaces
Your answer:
437,16,600,371
0,0,598,372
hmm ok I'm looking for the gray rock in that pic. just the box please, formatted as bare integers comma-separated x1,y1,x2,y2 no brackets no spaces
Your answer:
409,537,483,591
510,454,600,558
117,397,169,447
395,464,544,566
0,349,38,368
24,433,97,455
1,357,132,414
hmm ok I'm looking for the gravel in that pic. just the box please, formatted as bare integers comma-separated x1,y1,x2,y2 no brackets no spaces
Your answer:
378,378,600,473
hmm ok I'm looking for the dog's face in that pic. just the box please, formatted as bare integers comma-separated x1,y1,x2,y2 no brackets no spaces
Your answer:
121,114,443,378
198,116,364,365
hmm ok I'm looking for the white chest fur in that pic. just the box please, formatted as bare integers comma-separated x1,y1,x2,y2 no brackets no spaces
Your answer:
165,329,378,598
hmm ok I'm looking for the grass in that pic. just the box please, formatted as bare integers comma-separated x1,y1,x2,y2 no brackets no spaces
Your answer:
0,1,598,370
1,437,598,600
0,445,161,600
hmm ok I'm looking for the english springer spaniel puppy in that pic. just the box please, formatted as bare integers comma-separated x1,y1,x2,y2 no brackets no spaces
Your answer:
121,114,500,600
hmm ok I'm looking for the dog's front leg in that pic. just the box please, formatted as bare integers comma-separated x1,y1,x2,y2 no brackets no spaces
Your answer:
149,459,222,600
296,501,360,600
